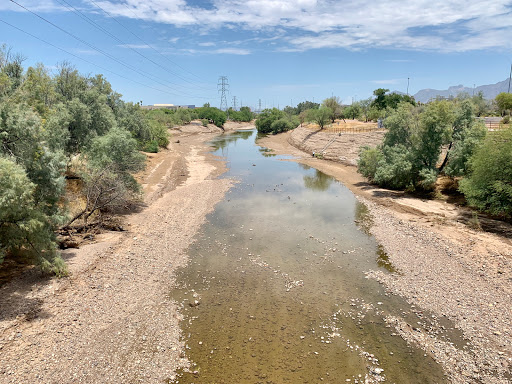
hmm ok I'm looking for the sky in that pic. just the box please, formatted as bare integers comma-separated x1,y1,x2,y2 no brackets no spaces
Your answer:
1,0,512,110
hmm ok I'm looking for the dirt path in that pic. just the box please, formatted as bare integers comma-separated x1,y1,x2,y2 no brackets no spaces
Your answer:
0,125,239,383
258,128,512,383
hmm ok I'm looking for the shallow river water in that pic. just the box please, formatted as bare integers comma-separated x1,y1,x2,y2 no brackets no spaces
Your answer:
171,130,451,383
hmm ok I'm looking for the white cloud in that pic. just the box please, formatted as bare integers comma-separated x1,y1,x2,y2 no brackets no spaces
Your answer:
0,0,65,12
86,0,512,52
371,79,402,85
212,48,251,55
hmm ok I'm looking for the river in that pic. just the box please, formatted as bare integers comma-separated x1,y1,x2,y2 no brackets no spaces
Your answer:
170,130,452,383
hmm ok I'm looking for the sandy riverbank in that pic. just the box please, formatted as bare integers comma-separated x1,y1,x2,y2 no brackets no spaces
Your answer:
258,126,512,383
0,122,249,383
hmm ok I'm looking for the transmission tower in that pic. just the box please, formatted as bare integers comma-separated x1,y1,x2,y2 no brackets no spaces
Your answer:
218,76,229,111
258,99,262,112
232,96,237,111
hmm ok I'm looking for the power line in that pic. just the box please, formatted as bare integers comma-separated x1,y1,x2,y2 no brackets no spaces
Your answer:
87,0,212,89
111,0,208,83
9,0,212,100
0,17,185,98
55,0,199,92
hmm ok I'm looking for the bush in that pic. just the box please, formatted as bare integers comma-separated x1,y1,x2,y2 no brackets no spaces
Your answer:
373,145,415,190
0,157,67,275
459,126,512,216
357,146,384,181
201,119,208,127
196,107,226,128
256,108,298,134
502,115,510,124
143,140,159,153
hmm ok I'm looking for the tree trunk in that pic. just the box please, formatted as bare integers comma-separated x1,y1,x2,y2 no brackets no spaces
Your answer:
439,141,453,173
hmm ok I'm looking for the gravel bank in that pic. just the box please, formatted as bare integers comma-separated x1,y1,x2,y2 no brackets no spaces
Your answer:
0,130,232,383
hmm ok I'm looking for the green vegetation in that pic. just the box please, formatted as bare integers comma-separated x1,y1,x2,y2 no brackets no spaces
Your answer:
495,92,512,117
196,106,227,128
459,125,512,217
306,107,331,130
0,46,170,274
228,106,254,122
357,92,512,218
358,100,486,191
255,108,299,134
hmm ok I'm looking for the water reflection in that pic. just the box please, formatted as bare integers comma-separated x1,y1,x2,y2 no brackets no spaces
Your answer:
171,130,450,384
258,147,277,157
209,130,254,151
303,169,334,191
376,245,397,273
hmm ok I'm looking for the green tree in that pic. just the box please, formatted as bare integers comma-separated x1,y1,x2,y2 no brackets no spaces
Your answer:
0,157,67,275
459,126,512,216
196,106,226,128
307,107,331,130
296,100,319,114
345,102,362,120
372,88,389,110
322,96,343,123
55,61,87,102
495,92,512,116
440,100,487,176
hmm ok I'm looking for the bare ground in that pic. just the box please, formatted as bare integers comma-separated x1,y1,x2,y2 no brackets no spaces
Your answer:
0,122,244,383
258,126,512,383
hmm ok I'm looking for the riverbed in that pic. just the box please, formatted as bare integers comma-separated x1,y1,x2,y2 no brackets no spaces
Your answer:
170,130,459,383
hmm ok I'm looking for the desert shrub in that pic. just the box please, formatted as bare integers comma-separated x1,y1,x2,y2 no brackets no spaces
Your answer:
0,157,67,275
143,140,159,153
357,146,384,181
373,145,415,190
459,126,512,217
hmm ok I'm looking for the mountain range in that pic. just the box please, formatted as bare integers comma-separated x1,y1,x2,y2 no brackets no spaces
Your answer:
410,79,510,103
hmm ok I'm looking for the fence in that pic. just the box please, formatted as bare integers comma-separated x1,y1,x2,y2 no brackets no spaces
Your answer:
303,122,385,134
484,121,510,131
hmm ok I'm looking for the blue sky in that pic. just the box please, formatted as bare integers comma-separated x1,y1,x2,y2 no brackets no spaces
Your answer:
1,0,512,110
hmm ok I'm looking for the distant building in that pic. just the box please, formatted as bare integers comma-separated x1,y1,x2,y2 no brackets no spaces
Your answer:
141,104,196,111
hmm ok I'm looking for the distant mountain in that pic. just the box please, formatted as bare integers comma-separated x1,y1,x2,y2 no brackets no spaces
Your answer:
412,79,510,103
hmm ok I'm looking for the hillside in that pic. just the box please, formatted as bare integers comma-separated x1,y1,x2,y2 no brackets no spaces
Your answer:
413,78,509,102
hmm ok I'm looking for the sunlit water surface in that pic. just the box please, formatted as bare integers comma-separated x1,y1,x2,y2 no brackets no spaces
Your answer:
170,130,453,383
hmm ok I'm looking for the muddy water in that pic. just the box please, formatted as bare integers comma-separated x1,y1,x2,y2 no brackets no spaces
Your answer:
171,130,451,383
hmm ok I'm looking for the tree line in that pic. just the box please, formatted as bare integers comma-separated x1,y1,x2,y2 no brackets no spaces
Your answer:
256,87,512,218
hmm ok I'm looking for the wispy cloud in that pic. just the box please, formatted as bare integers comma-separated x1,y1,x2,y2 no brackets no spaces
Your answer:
212,48,251,55
1,0,65,12
371,79,403,85
117,44,151,49
82,0,512,52
385,59,413,63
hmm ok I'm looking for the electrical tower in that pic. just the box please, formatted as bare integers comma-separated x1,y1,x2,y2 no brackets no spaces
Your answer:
258,99,262,112
232,96,237,111
218,76,229,111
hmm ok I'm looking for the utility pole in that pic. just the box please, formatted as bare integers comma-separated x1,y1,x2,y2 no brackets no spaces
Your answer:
258,99,262,112
473,84,475,96
218,76,229,112
232,96,237,111
407,77,410,96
